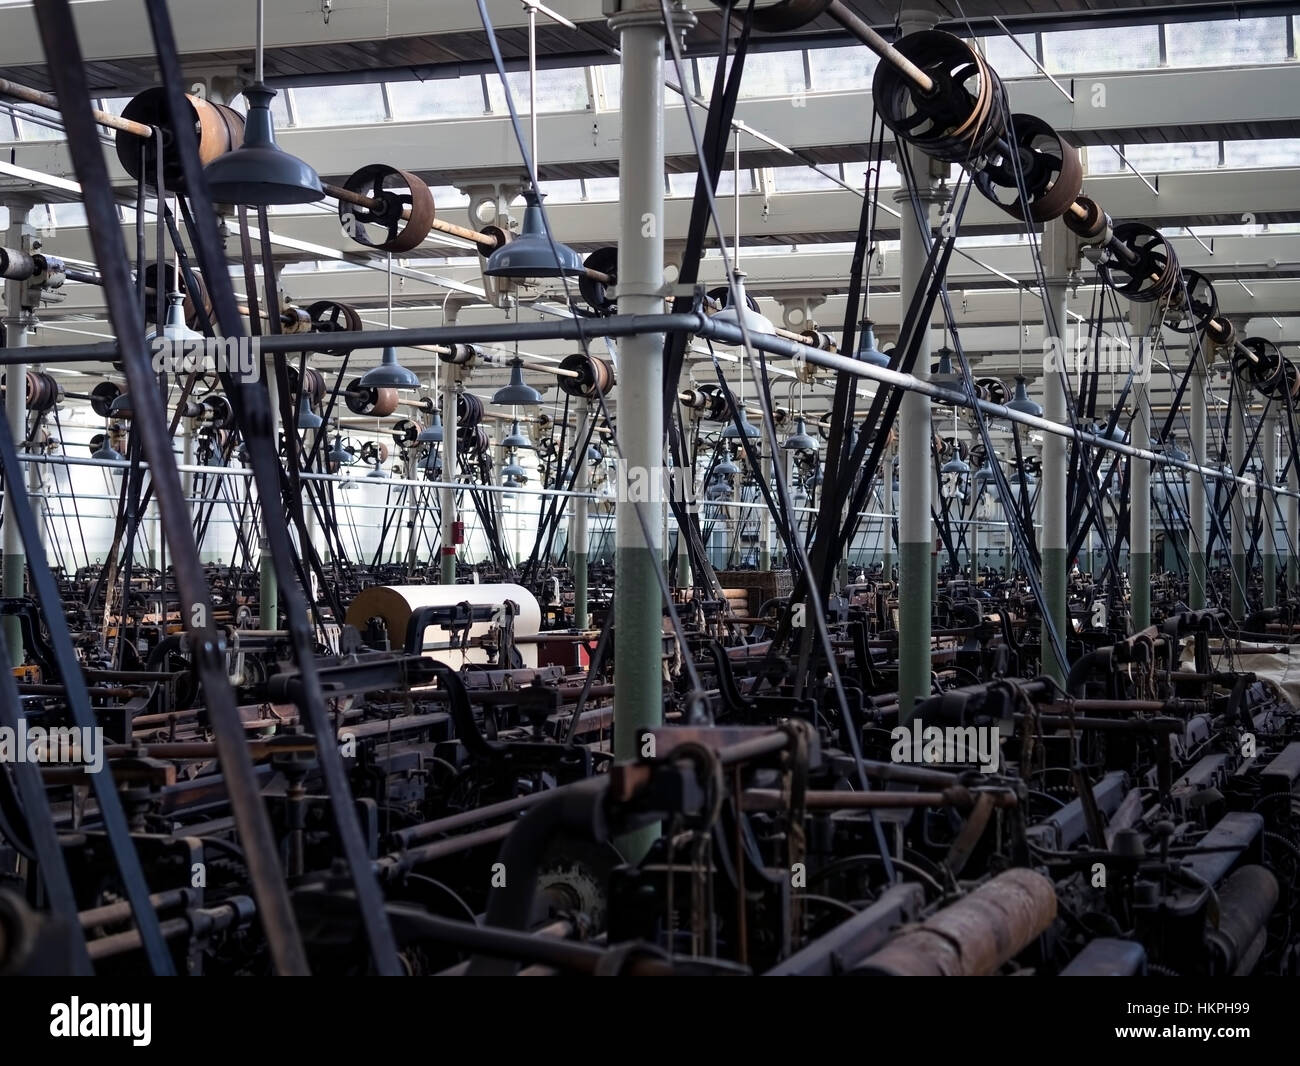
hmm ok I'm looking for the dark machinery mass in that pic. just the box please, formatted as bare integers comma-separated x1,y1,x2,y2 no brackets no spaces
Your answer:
0,0,1298,980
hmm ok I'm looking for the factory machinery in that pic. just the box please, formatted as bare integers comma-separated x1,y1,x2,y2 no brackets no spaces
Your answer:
1,0,1299,978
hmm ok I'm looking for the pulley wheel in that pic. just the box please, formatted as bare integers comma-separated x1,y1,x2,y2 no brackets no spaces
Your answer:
1097,222,1180,304
457,392,485,428
143,263,212,331
89,381,121,419
306,300,363,355
1235,337,1288,397
345,378,399,417
872,31,1006,164
115,88,245,193
338,164,435,253
579,246,619,315
973,113,1082,222
558,353,617,399
1163,269,1218,334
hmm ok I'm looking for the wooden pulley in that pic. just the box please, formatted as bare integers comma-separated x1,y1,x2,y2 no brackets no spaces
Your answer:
872,30,1006,163
345,378,399,417
707,0,832,32
392,418,422,445
89,381,121,418
535,412,553,431
143,263,211,330
115,88,245,192
558,352,617,398
579,246,618,314
338,164,435,253
360,440,390,465
973,114,1083,223
9,369,62,412
305,300,363,355
457,391,485,428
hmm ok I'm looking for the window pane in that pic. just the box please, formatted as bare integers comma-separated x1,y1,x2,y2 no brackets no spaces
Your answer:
1041,25,1161,73
537,179,585,203
584,176,620,201
736,50,807,98
16,102,64,140
1166,17,1288,67
52,202,88,226
1117,141,1218,172
486,68,589,113
387,76,486,119
593,63,620,109
771,165,838,191
1222,138,1300,168
976,35,1040,79
808,45,877,91
291,83,386,126
843,159,901,188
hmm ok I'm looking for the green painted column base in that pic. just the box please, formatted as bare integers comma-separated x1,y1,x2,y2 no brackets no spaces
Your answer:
259,557,278,631
1232,553,1247,621
573,551,589,631
440,550,456,585
614,543,664,863
1264,553,1277,608
1189,551,1206,610
898,540,931,723
1131,552,1151,632
1041,546,1068,684
3,553,24,666
881,552,892,581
